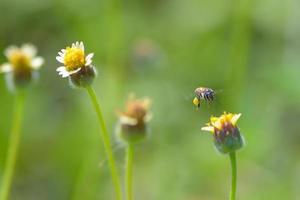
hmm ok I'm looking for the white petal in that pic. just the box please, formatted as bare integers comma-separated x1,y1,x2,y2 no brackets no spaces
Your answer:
56,66,66,72
60,72,70,78
119,116,138,126
31,57,44,69
4,45,18,58
85,53,94,66
79,41,84,51
0,63,13,73
73,41,81,49
68,68,81,75
85,59,92,66
56,56,64,64
201,126,214,132
58,50,65,61
57,67,81,78
58,51,65,57
21,44,37,58
58,69,70,78
86,53,94,60
57,70,64,75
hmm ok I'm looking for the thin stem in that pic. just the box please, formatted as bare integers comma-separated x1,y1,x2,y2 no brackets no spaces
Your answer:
125,144,134,200
229,152,237,200
85,86,121,200
0,93,25,200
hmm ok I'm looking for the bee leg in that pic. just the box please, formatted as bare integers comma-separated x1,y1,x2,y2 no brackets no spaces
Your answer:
209,94,213,102
206,97,211,104
197,99,201,109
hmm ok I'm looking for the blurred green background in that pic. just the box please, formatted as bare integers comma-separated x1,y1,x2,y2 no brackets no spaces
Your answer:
1,0,300,199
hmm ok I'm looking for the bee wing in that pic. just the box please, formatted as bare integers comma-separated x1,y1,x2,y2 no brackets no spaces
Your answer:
215,89,223,94
178,90,194,101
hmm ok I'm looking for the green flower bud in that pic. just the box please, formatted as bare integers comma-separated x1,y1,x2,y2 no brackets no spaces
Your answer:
117,123,149,144
5,71,39,92
213,126,244,154
69,65,96,88
116,95,152,144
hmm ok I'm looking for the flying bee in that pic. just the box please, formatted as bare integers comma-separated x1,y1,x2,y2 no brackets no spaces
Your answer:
193,87,215,108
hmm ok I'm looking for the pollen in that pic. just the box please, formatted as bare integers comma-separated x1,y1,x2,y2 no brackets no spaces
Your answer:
64,47,85,71
9,50,31,70
193,97,200,107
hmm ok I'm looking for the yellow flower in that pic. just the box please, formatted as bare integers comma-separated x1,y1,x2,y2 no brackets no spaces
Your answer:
56,41,94,78
202,112,241,133
0,44,44,74
202,112,244,153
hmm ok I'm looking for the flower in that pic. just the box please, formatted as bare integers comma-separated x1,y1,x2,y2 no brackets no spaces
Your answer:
1,44,44,73
0,44,44,91
202,112,244,153
56,41,94,78
117,95,152,144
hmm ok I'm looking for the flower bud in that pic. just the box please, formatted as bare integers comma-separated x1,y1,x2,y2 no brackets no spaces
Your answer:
202,112,244,154
116,95,151,144
69,65,96,88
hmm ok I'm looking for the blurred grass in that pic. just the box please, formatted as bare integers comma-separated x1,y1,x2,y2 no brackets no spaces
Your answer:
1,0,300,199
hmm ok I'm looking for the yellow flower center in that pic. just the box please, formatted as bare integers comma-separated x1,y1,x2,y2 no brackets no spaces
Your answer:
210,113,240,130
64,47,85,71
9,51,31,70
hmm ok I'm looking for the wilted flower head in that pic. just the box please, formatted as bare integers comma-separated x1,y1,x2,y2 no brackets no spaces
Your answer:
202,112,244,154
56,41,96,88
0,44,44,91
117,95,152,144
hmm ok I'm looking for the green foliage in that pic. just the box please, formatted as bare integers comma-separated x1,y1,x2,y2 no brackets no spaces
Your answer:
0,0,299,199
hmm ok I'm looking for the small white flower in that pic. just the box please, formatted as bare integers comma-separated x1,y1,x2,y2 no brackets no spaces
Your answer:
0,44,44,73
56,41,94,78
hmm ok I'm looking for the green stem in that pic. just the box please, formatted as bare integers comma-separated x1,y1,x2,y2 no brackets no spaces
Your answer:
125,144,134,200
85,86,121,200
0,93,25,200
229,152,237,200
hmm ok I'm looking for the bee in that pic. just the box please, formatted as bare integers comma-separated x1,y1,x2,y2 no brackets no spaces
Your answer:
193,87,215,108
